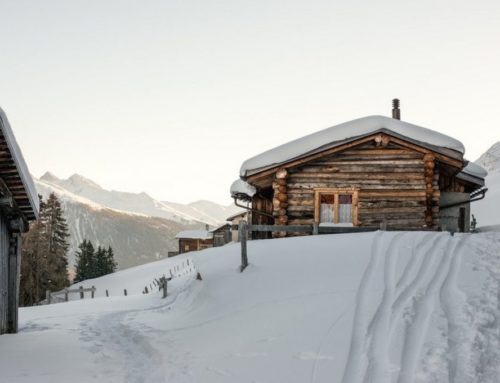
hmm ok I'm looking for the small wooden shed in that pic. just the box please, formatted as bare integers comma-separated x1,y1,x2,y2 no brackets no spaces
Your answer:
0,108,39,334
226,211,249,242
233,102,486,234
210,223,232,247
176,230,213,254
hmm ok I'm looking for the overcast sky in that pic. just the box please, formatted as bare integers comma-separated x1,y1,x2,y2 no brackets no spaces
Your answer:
0,0,499,205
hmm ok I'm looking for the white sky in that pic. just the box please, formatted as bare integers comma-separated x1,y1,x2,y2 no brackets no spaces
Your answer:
0,0,499,204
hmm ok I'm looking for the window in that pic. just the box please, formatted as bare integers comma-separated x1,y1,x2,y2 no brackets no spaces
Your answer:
314,188,359,225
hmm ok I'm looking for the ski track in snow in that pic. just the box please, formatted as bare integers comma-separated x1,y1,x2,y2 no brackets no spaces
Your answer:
341,232,475,383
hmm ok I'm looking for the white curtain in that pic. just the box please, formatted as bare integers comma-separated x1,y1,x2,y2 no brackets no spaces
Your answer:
338,203,352,223
320,204,334,223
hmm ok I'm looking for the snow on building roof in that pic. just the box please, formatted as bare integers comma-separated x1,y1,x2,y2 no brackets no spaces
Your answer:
175,230,213,240
462,161,488,179
0,108,39,219
230,179,256,199
456,160,487,186
240,115,465,177
226,210,247,221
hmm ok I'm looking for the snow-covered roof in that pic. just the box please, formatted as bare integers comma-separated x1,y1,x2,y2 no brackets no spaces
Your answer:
175,230,213,240
240,115,465,177
461,161,488,179
456,160,487,186
230,179,256,199
226,210,247,221
0,108,39,219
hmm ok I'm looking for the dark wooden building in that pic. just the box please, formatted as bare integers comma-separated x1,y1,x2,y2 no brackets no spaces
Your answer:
176,230,213,254
211,224,232,247
0,108,39,334
232,103,486,234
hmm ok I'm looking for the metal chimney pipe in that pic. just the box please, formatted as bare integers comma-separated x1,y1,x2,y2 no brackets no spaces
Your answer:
392,98,401,120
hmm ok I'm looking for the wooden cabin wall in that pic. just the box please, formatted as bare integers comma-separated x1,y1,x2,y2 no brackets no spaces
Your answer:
285,142,440,229
179,238,213,254
439,173,466,193
251,194,273,239
0,216,9,334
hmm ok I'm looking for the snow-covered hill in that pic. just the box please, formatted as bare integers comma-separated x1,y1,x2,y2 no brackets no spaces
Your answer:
2,231,499,382
473,142,500,226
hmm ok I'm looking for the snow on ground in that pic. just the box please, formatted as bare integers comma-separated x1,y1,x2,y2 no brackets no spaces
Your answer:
1,231,500,382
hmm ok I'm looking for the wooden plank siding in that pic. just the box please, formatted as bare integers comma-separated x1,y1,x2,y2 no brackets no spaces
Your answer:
0,216,7,332
283,141,441,229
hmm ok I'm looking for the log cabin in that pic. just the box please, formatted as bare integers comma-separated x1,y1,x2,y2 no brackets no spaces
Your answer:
0,108,39,334
231,100,486,236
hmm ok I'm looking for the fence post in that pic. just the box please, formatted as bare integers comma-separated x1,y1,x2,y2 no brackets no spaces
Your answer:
163,277,168,298
124,289,128,296
106,289,109,297
64,288,69,302
46,290,51,305
313,223,319,235
239,221,248,272
79,285,84,299
91,286,95,299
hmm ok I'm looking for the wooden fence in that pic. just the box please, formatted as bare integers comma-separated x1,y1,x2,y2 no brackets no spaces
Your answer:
44,258,197,304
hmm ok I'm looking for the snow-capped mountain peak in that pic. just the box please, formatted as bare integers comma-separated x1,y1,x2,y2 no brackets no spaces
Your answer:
40,171,61,183
476,141,500,174
36,171,242,226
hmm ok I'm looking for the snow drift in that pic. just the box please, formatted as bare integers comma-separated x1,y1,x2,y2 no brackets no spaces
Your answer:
1,231,499,382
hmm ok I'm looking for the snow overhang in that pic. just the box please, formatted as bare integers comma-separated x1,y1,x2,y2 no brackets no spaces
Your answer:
230,179,256,200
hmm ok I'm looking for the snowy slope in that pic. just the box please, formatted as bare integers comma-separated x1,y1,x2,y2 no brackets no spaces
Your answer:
2,231,499,382
38,172,241,226
473,142,500,226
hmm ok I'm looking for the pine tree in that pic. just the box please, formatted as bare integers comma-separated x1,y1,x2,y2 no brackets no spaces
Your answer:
20,197,49,306
74,241,117,282
105,246,117,274
20,194,70,306
42,193,70,291
74,240,96,282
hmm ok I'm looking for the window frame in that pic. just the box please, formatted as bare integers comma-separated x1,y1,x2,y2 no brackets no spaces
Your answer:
314,188,359,226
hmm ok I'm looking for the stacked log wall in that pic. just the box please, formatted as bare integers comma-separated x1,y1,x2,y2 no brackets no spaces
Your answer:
286,145,438,229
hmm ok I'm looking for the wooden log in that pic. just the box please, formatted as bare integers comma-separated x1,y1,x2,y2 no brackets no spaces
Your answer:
239,221,248,272
276,193,288,202
276,168,287,179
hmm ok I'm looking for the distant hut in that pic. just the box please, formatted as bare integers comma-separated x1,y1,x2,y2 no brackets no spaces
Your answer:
226,211,249,242
210,223,232,247
176,229,213,254
0,108,39,334
232,100,486,235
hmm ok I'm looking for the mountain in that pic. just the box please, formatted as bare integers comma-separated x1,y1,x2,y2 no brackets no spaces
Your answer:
473,142,500,227
39,172,241,226
476,141,500,174
34,172,243,271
